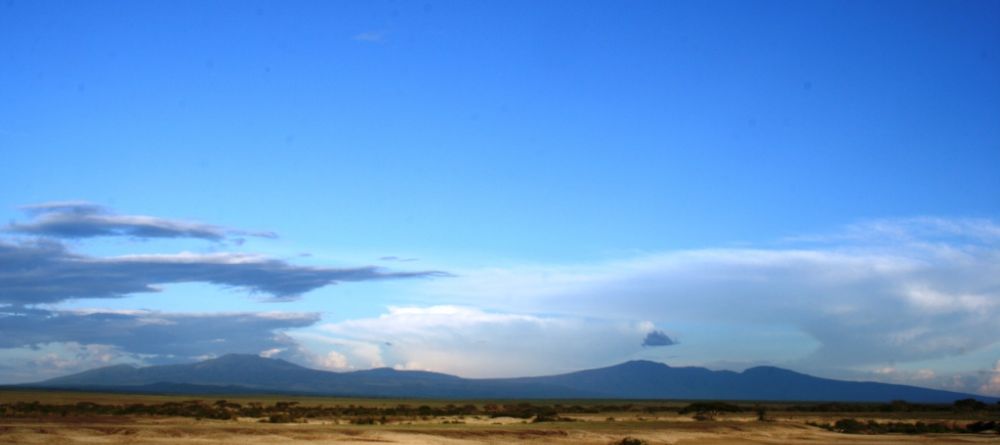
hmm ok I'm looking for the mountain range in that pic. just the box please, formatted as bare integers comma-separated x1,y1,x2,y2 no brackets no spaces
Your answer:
21,354,998,403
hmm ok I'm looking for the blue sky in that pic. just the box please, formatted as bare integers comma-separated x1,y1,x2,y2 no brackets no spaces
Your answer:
2,0,999,394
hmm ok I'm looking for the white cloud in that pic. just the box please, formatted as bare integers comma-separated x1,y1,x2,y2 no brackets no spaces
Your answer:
4,216,997,394
259,348,283,358
314,351,350,370
292,334,386,370
787,216,1000,244
311,305,658,377
980,361,1000,396
417,218,1000,369
816,361,1000,397
0,342,142,384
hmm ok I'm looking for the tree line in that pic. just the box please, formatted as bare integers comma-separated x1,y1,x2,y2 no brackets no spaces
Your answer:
1,398,995,425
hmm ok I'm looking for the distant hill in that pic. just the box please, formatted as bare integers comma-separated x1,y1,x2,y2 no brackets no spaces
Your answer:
501,360,998,403
33,354,596,399
24,354,999,403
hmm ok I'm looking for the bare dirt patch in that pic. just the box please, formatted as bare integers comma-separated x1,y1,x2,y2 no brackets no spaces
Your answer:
3,418,999,445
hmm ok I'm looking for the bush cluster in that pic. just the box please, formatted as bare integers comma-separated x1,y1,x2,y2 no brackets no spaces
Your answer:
3,397,994,426
0,400,574,423
677,401,745,420
809,418,1000,435
787,399,1000,413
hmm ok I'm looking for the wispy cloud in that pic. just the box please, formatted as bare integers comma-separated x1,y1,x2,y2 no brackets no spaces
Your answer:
784,216,1000,245
352,30,385,42
7,201,276,241
380,256,418,262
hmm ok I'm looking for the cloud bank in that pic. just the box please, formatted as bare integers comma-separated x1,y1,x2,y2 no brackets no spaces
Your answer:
0,307,323,383
309,305,658,377
420,218,1000,373
2,206,997,395
0,201,453,382
0,307,318,359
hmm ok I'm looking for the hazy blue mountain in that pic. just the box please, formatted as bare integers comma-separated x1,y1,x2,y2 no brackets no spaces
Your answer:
33,354,596,399
26,355,998,403
503,361,996,403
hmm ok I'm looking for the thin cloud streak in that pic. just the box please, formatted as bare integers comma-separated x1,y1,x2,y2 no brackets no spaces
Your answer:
0,239,448,305
352,30,385,42
7,202,277,241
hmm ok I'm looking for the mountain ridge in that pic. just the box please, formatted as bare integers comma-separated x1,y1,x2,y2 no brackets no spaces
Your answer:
25,354,999,403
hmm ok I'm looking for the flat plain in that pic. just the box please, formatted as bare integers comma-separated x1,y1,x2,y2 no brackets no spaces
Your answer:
2,390,998,444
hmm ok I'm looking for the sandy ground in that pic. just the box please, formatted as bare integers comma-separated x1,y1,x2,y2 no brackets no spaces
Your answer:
2,417,998,445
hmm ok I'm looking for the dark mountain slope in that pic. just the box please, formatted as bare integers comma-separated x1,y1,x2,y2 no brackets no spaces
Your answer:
505,361,989,403
35,354,595,399
29,355,998,403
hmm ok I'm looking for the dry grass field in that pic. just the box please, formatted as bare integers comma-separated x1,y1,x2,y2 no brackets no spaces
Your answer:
2,390,998,444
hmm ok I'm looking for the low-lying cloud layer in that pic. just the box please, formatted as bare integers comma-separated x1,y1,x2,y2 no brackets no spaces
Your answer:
0,307,324,383
2,206,997,395
309,305,660,378
0,307,318,359
0,202,452,382
412,218,1000,390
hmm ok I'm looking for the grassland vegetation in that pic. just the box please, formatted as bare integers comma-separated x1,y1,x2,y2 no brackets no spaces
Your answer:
2,390,999,444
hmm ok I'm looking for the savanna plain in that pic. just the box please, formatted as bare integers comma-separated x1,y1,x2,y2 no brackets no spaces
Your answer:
2,390,999,445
